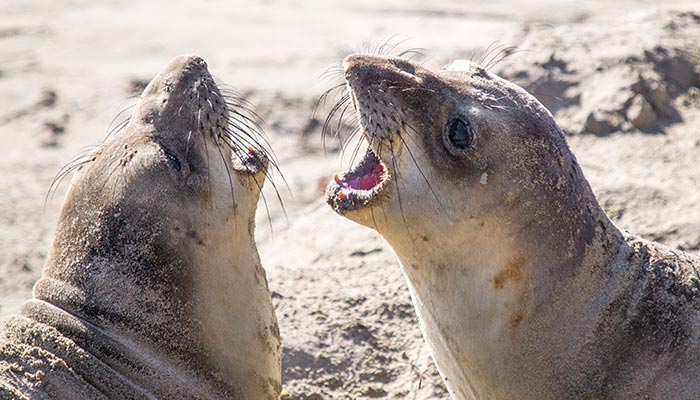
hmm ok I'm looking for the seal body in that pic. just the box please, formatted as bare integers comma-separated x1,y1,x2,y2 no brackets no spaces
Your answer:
0,55,281,400
325,54,700,399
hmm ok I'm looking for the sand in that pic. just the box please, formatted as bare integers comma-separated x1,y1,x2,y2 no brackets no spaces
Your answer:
1,1,699,398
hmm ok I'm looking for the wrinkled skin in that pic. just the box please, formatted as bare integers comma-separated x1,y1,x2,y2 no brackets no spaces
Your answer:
327,55,700,400
0,55,281,400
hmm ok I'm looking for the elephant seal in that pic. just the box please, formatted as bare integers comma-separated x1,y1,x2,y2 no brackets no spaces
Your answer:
325,54,700,399
0,55,281,400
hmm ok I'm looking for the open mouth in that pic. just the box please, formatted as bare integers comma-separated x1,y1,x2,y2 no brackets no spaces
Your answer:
326,147,389,212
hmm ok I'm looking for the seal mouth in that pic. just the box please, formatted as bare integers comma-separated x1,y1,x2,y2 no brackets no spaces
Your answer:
325,55,414,213
234,146,269,175
326,146,388,212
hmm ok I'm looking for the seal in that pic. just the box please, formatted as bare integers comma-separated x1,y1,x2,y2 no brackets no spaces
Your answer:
0,55,282,400
325,54,700,399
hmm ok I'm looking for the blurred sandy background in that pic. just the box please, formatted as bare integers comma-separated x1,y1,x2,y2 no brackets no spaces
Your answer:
2,1,700,398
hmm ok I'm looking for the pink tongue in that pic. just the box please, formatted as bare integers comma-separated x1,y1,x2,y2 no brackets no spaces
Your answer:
340,162,384,191
347,174,382,190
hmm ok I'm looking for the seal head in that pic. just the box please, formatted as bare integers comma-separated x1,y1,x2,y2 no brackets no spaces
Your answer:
326,54,700,399
0,55,281,400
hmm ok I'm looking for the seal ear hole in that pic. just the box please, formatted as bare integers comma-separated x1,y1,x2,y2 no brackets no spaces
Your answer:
444,117,475,153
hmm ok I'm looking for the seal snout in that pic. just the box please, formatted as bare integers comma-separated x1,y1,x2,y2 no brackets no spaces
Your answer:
176,55,212,83
343,54,419,90
135,55,226,142
139,54,215,104
186,55,207,70
171,54,209,74
170,55,215,92
324,55,430,214
127,56,274,185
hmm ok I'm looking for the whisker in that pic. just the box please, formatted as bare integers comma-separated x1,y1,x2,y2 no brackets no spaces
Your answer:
222,127,282,174
396,123,446,214
214,133,237,208
319,65,344,82
397,47,428,60
251,169,274,234
388,140,416,245
476,41,501,67
347,126,371,169
44,149,97,209
336,124,359,163
321,93,352,151
45,94,144,206
103,103,136,141
484,45,520,71
377,34,402,55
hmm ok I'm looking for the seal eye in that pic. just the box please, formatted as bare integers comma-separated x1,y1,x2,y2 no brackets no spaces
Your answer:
162,149,182,172
446,117,474,150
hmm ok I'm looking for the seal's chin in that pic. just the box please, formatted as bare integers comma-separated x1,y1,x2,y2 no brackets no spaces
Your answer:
326,147,388,212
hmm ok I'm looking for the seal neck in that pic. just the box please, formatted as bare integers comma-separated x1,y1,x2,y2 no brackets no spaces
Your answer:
386,172,626,399
19,298,230,399
32,191,280,398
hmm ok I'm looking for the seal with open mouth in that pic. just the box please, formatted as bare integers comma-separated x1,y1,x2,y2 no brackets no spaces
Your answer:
0,55,281,400
325,54,700,399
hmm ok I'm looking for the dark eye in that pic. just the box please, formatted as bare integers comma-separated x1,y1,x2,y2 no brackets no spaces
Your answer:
446,117,474,150
162,148,182,172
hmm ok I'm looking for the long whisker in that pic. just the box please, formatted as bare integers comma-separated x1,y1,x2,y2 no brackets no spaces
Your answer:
347,125,370,168
484,45,520,71
396,122,446,214
212,79,290,197
44,149,97,209
321,93,352,153
214,134,237,208
397,47,428,60
45,94,147,206
338,123,363,163
251,169,274,234
388,140,417,245
477,41,501,67
219,132,288,224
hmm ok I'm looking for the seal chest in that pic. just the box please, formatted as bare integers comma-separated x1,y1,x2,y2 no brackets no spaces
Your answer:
0,55,281,400
324,54,700,399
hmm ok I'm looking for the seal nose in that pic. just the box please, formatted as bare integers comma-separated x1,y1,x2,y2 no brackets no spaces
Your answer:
343,54,418,88
343,55,381,89
176,55,208,73
342,54,366,73
343,54,376,81
169,55,213,89
187,56,208,71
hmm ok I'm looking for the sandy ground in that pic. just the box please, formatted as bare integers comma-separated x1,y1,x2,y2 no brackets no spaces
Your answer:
1,1,700,398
